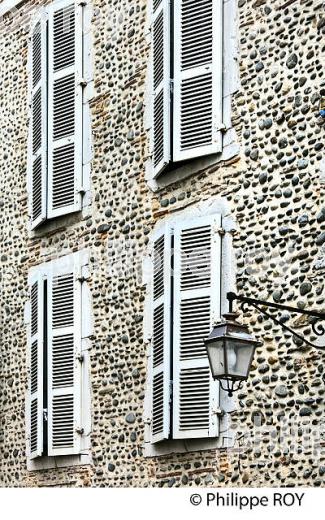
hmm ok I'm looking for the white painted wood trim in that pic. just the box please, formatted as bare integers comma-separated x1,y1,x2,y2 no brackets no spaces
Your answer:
173,0,223,162
47,0,83,219
27,249,92,469
150,224,172,443
172,214,221,439
143,198,238,455
145,0,240,190
28,10,48,230
151,0,171,177
26,0,94,234
27,272,44,459
47,266,82,457
81,1,94,211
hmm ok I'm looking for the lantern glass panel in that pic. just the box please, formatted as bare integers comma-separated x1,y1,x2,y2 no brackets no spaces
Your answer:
225,340,256,379
206,340,226,379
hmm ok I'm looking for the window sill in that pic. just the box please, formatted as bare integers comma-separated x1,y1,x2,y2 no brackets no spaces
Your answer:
27,453,91,472
143,432,236,458
30,211,84,238
146,128,240,193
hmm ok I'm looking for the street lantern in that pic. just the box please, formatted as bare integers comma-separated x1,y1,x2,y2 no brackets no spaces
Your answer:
204,292,325,397
204,312,261,397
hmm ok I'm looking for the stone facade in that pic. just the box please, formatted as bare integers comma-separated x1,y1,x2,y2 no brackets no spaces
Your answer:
0,0,324,487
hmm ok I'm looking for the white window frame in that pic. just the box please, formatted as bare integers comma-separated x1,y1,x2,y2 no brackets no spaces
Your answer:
26,250,93,471
172,214,221,440
145,0,240,191
172,0,223,163
47,0,84,220
143,198,238,457
27,0,94,234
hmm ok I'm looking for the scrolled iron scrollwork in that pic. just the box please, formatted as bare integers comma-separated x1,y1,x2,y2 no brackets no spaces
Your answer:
240,301,251,314
227,292,325,351
311,319,325,338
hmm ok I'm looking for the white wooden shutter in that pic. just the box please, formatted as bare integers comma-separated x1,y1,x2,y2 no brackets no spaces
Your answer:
47,261,82,456
28,274,44,459
48,0,83,218
173,215,221,439
151,0,171,177
150,225,172,442
28,13,48,229
173,0,223,162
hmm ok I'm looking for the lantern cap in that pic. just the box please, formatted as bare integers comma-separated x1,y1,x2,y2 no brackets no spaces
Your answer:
205,312,262,346
204,311,262,396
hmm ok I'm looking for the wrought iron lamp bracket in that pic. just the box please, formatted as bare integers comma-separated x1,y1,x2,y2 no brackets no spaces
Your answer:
227,292,325,351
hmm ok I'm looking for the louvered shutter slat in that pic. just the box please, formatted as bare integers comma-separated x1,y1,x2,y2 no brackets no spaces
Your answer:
48,0,83,218
48,267,82,456
28,276,44,458
173,215,221,439
28,15,47,229
151,0,171,177
151,226,171,443
173,0,223,162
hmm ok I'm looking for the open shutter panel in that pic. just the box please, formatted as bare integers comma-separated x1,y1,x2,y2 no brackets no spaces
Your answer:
29,276,44,459
151,0,171,177
48,0,83,218
28,14,47,229
173,215,222,439
151,225,172,443
173,0,223,162
47,265,82,456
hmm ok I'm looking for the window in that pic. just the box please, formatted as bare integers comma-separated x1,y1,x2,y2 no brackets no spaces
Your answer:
28,0,86,230
27,251,91,460
148,214,222,443
150,0,223,178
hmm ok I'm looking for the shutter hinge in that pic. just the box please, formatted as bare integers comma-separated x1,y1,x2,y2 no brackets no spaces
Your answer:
170,80,174,94
213,407,224,416
78,1,87,6
219,124,227,134
84,334,95,341
77,275,89,283
144,418,152,425
43,409,48,422
79,79,87,88
77,354,84,363
76,427,84,435
217,227,226,236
